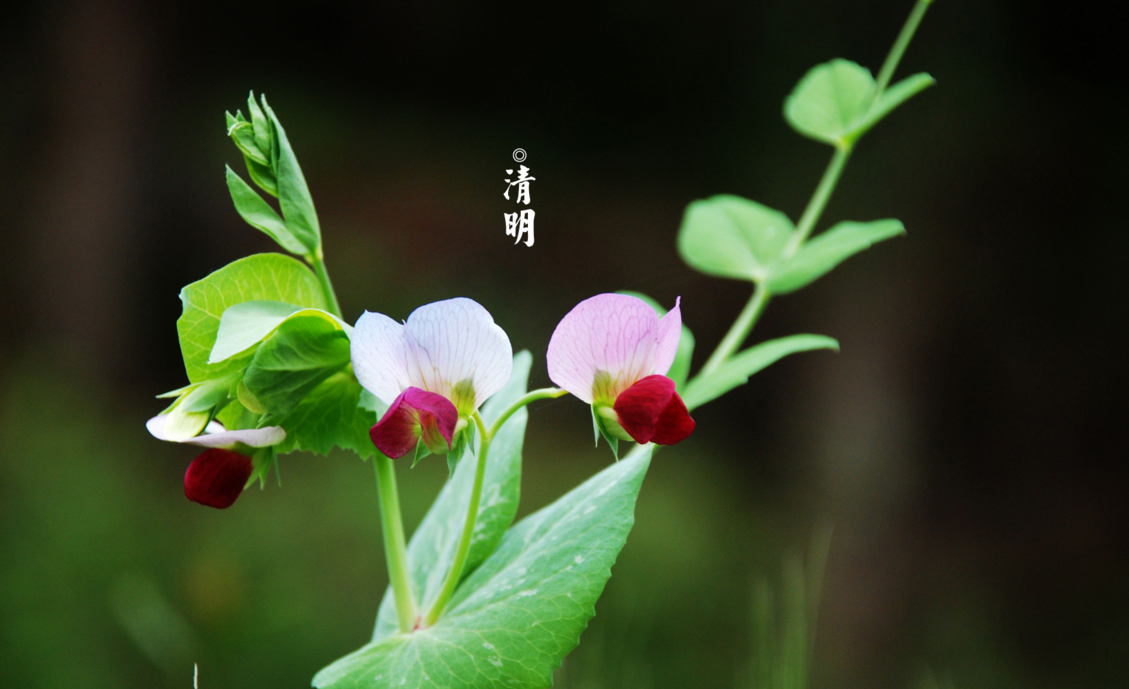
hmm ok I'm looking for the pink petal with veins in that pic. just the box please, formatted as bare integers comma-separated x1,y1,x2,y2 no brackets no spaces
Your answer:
547,293,682,404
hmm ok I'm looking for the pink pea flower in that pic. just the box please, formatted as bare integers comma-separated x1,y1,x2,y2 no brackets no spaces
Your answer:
351,297,513,459
146,415,285,508
547,293,695,446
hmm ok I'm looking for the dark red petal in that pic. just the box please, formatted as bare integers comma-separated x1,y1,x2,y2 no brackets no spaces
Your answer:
613,375,676,444
184,448,254,509
403,388,458,448
651,389,695,445
371,390,421,458
370,387,459,458
613,375,695,446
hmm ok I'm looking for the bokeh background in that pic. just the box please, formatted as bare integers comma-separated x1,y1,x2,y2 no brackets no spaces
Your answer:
1,0,1125,687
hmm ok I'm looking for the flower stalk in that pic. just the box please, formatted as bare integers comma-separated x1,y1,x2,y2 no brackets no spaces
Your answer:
374,454,417,633
424,410,492,626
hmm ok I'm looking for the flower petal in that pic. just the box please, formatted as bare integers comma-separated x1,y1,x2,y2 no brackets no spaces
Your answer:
403,298,513,411
183,425,286,449
652,297,682,377
352,311,413,407
146,415,284,449
146,414,225,442
612,374,695,445
547,293,661,404
370,387,458,459
184,449,254,509
651,387,695,446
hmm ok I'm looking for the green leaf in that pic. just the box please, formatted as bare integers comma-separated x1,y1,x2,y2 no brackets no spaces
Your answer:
766,219,905,294
617,290,695,392
317,445,653,689
263,99,321,253
246,91,273,159
209,300,302,364
225,167,308,255
229,120,269,166
678,195,795,282
273,370,377,458
243,311,352,417
243,154,278,197
682,334,839,410
177,253,326,383
784,59,875,147
843,73,935,143
209,301,351,365
372,352,533,641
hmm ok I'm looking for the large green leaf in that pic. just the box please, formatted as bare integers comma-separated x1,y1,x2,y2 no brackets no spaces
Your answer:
784,59,875,147
316,444,653,689
264,99,321,253
243,311,352,417
273,369,377,458
209,300,302,364
682,334,839,410
177,253,326,383
225,167,308,255
618,291,695,392
372,352,533,640
766,219,905,294
678,195,795,282
210,301,352,365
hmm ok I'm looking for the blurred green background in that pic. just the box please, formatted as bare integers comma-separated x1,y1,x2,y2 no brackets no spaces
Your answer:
1,0,1125,687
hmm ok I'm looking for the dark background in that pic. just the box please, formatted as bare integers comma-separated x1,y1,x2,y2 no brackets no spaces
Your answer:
1,1,1125,687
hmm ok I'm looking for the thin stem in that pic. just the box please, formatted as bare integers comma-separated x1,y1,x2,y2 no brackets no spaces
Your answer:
874,0,934,96
699,284,772,377
309,250,343,319
373,455,417,634
786,145,853,254
424,410,491,626
488,387,568,437
693,0,933,384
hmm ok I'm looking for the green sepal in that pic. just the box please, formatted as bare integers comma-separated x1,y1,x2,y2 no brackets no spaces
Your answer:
591,405,620,460
617,290,695,392
246,446,276,489
412,439,432,468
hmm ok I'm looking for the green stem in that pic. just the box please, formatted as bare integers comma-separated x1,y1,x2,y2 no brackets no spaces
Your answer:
309,250,343,319
424,411,491,626
699,284,772,377
374,455,417,634
694,0,933,383
489,387,567,437
786,145,853,254
875,0,934,96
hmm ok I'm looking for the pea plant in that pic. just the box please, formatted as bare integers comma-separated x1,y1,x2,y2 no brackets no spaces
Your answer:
146,1,936,686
